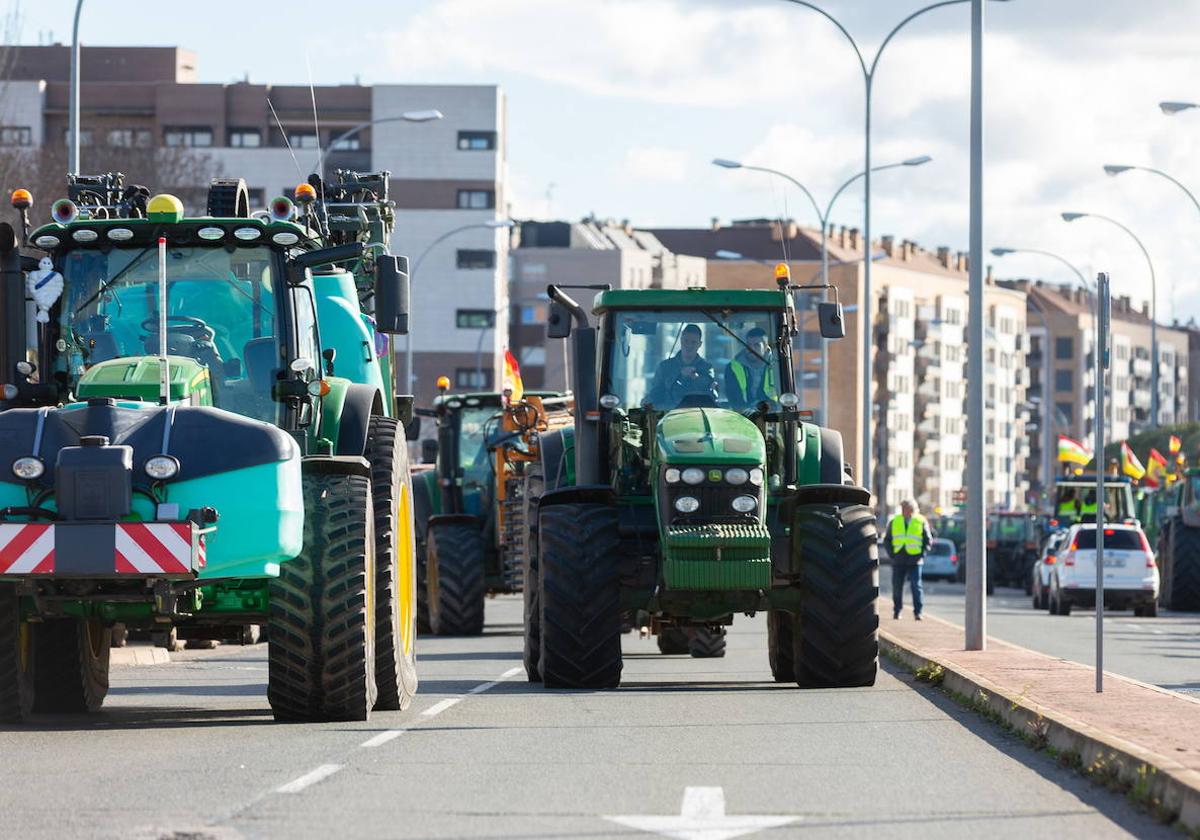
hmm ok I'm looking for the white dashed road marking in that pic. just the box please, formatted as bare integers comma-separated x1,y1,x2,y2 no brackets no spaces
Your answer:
275,764,343,794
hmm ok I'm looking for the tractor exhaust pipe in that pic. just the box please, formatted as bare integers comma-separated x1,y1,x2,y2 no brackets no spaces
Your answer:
547,284,604,487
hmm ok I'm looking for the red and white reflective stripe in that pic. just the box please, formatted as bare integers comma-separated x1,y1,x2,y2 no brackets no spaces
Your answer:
0,524,54,574
115,523,193,574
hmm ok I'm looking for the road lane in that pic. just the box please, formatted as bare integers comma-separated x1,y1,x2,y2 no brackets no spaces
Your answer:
0,597,1175,839
888,574,1200,696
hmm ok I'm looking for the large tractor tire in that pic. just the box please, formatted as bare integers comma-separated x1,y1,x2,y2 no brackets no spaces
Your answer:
522,468,544,681
366,416,420,711
32,618,111,713
539,503,622,689
794,502,879,688
1162,523,1200,611
268,472,378,722
206,177,251,218
688,627,727,659
0,584,35,722
767,610,796,682
426,520,486,636
656,627,689,655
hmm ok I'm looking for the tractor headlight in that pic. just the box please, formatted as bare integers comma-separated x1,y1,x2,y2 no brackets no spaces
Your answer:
681,467,705,485
2,384,17,400
725,468,749,485
749,468,764,486
12,457,44,480
665,468,681,484
674,495,700,513
599,394,621,409
731,495,758,513
779,392,800,409
144,455,181,481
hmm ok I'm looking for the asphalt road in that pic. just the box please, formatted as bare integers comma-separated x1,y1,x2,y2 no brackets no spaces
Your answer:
884,572,1200,697
0,596,1174,839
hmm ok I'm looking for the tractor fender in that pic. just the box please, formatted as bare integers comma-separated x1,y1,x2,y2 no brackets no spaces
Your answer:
537,427,575,493
785,483,872,509
538,485,617,510
322,381,384,457
817,426,849,485
301,455,371,478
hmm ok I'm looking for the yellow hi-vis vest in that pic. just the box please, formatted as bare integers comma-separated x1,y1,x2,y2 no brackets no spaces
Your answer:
890,513,927,556
729,359,777,403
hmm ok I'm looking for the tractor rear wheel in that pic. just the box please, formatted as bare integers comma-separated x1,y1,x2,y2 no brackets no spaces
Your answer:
522,468,544,680
32,618,110,713
1163,524,1200,611
427,520,486,636
539,502,622,689
268,472,377,722
767,610,796,682
793,502,879,688
656,627,689,655
688,627,727,658
366,416,419,711
206,177,251,218
0,584,34,722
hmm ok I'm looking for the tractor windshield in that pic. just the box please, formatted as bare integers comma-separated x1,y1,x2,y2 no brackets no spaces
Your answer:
54,245,281,422
458,406,499,478
605,310,786,412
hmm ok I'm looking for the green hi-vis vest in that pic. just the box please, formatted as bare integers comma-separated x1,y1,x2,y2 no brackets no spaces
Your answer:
890,513,927,556
729,359,777,403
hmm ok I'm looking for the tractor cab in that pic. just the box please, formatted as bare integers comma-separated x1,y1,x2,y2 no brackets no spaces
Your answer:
1053,476,1137,526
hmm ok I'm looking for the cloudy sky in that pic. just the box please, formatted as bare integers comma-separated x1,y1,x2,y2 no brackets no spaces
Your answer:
22,0,1200,321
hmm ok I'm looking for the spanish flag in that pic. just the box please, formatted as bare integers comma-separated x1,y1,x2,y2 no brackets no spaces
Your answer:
1120,441,1146,480
1145,448,1168,488
502,349,523,403
1057,435,1092,466
1170,435,1182,454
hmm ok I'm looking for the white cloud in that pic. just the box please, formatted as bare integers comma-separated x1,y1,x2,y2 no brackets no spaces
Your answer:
623,146,690,183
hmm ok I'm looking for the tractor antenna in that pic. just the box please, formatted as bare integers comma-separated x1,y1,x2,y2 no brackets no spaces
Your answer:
305,53,327,210
267,97,304,180
157,236,169,406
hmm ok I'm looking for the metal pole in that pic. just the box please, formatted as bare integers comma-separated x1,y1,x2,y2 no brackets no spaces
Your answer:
157,236,169,406
862,77,874,496
965,0,986,650
1095,271,1110,693
68,0,84,174
820,223,829,425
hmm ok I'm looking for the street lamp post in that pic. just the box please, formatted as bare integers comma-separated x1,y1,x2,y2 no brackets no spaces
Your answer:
1061,212,1159,428
711,155,931,427
405,219,516,398
315,110,444,175
1160,101,1198,115
68,0,85,174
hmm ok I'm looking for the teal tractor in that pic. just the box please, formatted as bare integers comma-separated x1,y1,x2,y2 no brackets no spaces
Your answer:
521,272,880,689
0,171,420,722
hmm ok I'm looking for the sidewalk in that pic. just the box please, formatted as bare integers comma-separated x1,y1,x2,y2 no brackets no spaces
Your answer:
879,600,1200,830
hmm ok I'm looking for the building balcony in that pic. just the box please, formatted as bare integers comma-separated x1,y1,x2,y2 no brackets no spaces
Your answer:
1132,391,1152,410
1132,358,1153,378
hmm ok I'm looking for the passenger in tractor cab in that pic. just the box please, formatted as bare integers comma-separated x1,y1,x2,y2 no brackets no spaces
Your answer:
644,323,717,409
724,327,778,409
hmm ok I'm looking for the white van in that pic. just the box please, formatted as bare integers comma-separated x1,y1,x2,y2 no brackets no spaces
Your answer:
1047,524,1159,617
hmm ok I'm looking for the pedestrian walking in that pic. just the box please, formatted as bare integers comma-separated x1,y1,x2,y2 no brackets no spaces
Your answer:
888,498,933,620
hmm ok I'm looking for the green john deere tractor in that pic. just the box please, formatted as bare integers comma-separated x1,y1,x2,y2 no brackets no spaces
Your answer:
0,170,419,722
520,277,879,689
1155,469,1200,611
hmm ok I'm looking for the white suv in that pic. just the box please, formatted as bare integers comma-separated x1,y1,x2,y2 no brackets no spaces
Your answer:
1047,523,1159,617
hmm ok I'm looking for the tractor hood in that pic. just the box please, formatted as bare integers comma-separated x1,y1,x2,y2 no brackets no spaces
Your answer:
655,407,764,466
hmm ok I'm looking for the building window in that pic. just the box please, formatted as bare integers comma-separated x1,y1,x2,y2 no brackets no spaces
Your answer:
105,128,152,148
329,134,361,151
1055,401,1074,425
457,131,497,151
62,128,94,146
457,189,495,210
456,309,496,329
1055,369,1073,392
1055,336,1073,360
0,126,31,146
456,249,496,269
247,188,265,208
455,368,493,389
163,126,213,148
520,303,546,324
520,347,546,366
287,132,319,149
229,128,261,148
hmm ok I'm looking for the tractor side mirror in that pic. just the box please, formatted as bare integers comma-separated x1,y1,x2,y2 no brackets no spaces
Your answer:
817,301,845,339
421,438,439,464
374,255,410,335
547,300,572,339
404,417,422,441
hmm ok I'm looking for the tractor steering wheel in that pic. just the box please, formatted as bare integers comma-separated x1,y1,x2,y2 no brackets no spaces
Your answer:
140,314,213,338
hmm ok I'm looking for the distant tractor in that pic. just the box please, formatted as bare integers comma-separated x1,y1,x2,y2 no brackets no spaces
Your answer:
0,171,419,722
521,271,879,689
987,511,1040,590
413,387,570,635
1155,468,1200,611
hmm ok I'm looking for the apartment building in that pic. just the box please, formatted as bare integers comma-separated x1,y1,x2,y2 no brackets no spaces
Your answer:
1003,280,1190,500
0,45,509,406
653,220,1031,514
510,219,706,391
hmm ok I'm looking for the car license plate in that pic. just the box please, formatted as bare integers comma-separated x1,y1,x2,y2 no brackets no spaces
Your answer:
1102,558,1125,568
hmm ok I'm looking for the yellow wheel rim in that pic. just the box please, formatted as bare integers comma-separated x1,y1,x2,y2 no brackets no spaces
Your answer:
397,483,415,656
17,621,30,674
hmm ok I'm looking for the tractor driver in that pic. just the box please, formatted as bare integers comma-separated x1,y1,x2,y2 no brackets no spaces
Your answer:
724,327,778,409
644,324,716,409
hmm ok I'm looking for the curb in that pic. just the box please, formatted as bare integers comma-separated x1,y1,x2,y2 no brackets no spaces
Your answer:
110,646,170,666
881,628,1200,830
